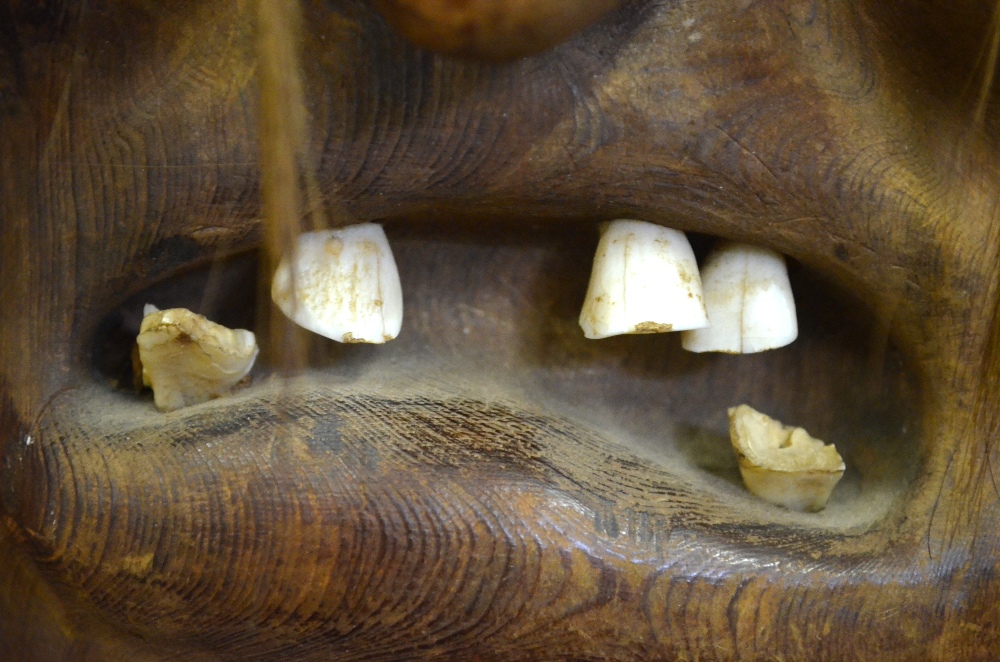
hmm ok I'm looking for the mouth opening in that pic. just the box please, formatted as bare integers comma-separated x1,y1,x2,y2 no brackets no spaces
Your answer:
91,219,921,531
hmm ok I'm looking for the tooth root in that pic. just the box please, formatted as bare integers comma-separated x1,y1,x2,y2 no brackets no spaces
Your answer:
681,242,797,354
271,223,403,344
578,219,708,340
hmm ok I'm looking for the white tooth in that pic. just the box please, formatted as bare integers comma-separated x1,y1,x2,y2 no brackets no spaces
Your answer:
578,219,708,340
271,223,403,343
681,242,797,354
137,307,259,412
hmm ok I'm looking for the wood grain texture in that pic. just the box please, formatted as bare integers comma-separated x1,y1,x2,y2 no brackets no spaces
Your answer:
1,0,999,659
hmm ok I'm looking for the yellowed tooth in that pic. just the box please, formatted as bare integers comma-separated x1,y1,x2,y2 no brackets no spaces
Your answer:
271,223,403,343
579,219,708,339
137,307,258,412
728,404,845,512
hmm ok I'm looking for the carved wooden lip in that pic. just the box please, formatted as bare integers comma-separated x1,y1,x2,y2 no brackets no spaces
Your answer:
79,223,920,531
0,221,928,656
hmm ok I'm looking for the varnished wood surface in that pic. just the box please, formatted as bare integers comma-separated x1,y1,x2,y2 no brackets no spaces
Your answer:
1,0,999,659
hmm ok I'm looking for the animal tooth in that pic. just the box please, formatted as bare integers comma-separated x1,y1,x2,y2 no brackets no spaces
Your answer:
271,223,403,343
728,404,845,512
578,219,708,339
136,307,259,412
681,242,797,354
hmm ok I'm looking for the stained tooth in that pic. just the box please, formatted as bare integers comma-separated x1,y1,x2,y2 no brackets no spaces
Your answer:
681,242,797,354
136,307,259,412
578,219,708,340
271,223,403,343
728,404,845,512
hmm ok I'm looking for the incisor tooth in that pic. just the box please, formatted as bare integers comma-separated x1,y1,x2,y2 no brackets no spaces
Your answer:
136,307,259,412
271,223,403,343
578,219,708,339
681,242,797,354
729,404,845,512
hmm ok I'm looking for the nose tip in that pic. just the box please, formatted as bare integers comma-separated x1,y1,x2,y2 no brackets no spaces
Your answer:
371,0,622,61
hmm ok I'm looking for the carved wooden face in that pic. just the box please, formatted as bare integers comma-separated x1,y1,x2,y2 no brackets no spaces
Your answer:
2,1,998,658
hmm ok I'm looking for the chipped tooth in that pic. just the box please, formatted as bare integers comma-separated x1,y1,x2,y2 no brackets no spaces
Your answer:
136,307,259,412
271,223,403,344
728,404,845,512
578,219,708,339
681,242,797,354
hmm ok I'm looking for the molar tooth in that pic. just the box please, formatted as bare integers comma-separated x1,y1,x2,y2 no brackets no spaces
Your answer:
271,223,403,343
578,219,708,339
681,242,797,354
136,307,259,412
728,404,845,512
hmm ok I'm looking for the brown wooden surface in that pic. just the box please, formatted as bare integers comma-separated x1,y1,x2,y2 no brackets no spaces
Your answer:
1,0,999,659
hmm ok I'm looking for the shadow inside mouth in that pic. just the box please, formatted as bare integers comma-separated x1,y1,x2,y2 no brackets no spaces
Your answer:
90,219,921,531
